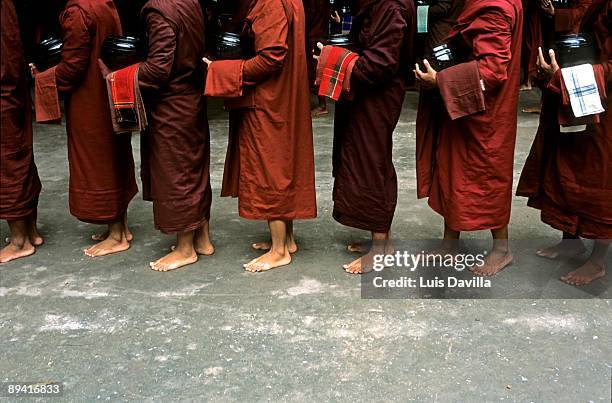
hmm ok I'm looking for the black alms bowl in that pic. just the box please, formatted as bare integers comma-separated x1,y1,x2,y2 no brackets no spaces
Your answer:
101,35,147,71
327,34,355,49
216,31,243,60
36,36,63,71
553,33,596,68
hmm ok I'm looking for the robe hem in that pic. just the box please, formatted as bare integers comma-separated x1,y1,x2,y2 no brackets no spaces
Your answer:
332,210,392,233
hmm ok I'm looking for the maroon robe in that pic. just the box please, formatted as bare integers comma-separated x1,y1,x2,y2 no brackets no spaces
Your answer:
522,0,542,80
205,0,317,221
517,0,611,239
425,0,465,56
416,0,523,232
1,0,42,220
138,0,211,234
554,0,592,34
35,0,137,224
304,0,331,89
332,0,415,233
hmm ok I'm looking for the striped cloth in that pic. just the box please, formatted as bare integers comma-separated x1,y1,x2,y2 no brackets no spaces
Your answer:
560,64,605,118
315,45,359,101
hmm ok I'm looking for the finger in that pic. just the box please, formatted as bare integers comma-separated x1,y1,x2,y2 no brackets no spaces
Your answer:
313,54,319,61
536,47,544,66
202,57,212,66
423,59,434,73
414,63,424,78
549,49,559,69
317,42,324,50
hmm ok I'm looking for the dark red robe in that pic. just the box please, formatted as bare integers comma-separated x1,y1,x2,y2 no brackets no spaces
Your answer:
1,0,42,220
205,0,317,221
521,0,542,81
332,0,415,233
416,0,523,232
138,0,211,234
517,0,611,239
35,0,137,224
554,0,592,34
425,0,465,56
304,0,331,89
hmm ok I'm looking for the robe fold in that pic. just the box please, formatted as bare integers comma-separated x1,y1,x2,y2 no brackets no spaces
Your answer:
139,0,211,234
416,0,523,232
331,0,415,233
1,0,42,220
304,0,331,89
205,0,317,221
554,0,592,34
522,0,542,80
517,0,611,239
425,0,465,56
34,0,137,224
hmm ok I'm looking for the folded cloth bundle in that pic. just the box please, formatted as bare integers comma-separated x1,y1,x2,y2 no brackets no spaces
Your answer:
548,64,606,132
560,63,605,118
34,66,62,123
315,45,359,101
436,60,486,120
102,61,147,133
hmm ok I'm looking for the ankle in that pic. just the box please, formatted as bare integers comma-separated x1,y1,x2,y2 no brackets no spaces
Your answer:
8,236,29,248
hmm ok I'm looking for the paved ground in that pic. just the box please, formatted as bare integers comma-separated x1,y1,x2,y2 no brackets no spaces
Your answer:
1,91,611,401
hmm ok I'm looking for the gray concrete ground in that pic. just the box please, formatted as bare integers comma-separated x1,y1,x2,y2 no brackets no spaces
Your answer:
1,91,611,402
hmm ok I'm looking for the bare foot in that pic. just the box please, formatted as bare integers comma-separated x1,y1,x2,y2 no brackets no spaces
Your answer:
28,222,44,246
244,249,292,272
471,250,513,277
522,105,541,114
150,249,198,272
536,239,586,259
520,83,532,91
84,233,130,257
0,240,36,263
560,261,606,286
347,242,364,253
252,240,298,254
311,106,329,118
92,228,133,242
343,256,365,274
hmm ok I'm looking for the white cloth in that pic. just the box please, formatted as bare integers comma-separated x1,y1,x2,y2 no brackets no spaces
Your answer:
560,64,605,118
417,5,429,33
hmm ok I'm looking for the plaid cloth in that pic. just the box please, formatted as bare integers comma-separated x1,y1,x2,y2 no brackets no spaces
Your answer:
315,45,359,101
102,62,147,133
341,15,353,35
560,64,605,118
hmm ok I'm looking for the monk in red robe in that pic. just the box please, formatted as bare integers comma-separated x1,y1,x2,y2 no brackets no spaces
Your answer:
517,0,610,285
1,0,43,263
32,0,137,257
204,0,317,272
138,0,214,272
305,0,331,116
328,0,414,274
415,0,523,276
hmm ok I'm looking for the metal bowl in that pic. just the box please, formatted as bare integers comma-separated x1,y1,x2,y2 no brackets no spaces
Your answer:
36,36,63,71
101,35,147,71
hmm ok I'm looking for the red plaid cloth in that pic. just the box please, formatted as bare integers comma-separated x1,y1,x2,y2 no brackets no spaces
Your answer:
315,45,359,101
102,62,147,133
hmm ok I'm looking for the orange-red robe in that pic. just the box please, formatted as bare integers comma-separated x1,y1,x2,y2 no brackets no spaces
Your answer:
517,0,611,239
35,0,137,224
138,0,212,234
205,0,317,221
416,0,523,232
1,0,42,220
